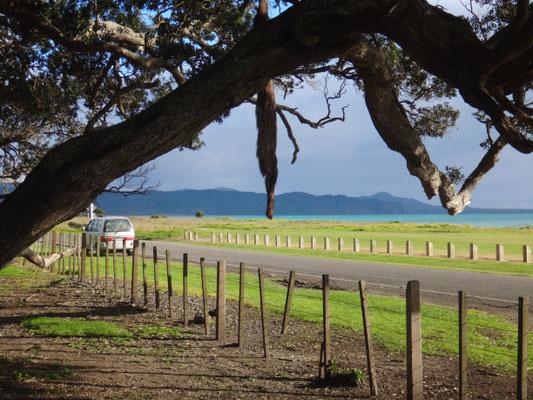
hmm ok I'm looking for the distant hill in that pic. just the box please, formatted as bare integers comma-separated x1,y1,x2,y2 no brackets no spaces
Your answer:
94,188,533,216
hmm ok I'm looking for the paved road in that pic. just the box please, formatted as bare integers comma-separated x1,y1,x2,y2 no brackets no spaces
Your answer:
142,240,532,308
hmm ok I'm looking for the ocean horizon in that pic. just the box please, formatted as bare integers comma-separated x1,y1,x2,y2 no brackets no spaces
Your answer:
166,213,533,228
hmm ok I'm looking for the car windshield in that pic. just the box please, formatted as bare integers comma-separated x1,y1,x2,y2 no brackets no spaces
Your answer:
103,219,132,232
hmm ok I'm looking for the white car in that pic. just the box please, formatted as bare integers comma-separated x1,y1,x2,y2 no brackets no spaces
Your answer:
84,217,135,255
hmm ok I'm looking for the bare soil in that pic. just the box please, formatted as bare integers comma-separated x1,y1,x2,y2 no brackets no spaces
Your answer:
0,268,525,399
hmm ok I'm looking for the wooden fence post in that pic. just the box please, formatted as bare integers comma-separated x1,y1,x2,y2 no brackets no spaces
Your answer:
496,244,504,261
60,233,65,274
211,232,215,243
238,262,245,346
281,271,295,335
201,257,209,334
68,234,72,276
517,296,529,400
184,230,188,240
219,232,223,243
387,240,393,254
264,234,269,246
354,238,360,252
275,235,280,247
113,240,117,293
324,237,330,251
236,233,240,244
311,236,316,250
88,236,93,282
406,240,413,255
370,239,376,253
254,234,259,245
122,238,127,295
258,268,270,358
338,237,343,251
166,249,173,318
286,235,291,248
80,233,86,282
406,280,423,400
216,261,226,341
523,245,531,263
426,241,433,257
51,231,57,272
459,291,467,400
194,232,199,241
183,253,189,326
131,240,139,304
359,280,378,396
245,234,249,245
322,274,331,379
105,240,109,290
470,243,478,260
227,233,231,243
153,247,160,310
142,243,148,305
95,238,102,282
448,242,455,258
299,236,304,249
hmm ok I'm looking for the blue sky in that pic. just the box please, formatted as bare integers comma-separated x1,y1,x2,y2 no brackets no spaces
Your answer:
143,1,533,210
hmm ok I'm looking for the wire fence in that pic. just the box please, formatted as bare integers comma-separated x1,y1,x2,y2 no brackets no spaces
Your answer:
29,231,533,399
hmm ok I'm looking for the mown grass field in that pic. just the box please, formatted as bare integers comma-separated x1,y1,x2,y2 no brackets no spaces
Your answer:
57,216,533,276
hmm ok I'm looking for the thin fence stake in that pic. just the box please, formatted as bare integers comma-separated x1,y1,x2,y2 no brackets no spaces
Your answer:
122,238,127,296
216,261,226,341
131,239,139,304
517,296,529,400
89,235,93,283
238,262,245,346
51,231,57,272
166,249,173,318
201,257,209,334
359,280,378,396
80,233,86,283
142,243,148,306
258,268,270,358
113,240,117,293
406,280,423,400
183,253,189,326
68,234,72,276
153,247,160,310
322,274,331,379
281,271,295,335
96,236,100,284
105,239,109,291
459,291,467,400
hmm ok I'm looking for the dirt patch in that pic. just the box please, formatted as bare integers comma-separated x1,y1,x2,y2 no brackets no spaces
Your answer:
0,268,525,399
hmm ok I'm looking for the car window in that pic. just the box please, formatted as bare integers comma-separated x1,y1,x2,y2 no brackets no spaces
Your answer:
104,219,132,232
93,219,103,232
86,221,94,232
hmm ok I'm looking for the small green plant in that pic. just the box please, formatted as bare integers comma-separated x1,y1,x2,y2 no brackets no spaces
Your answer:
195,210,205,218
326,360,364,386
22,317,131,338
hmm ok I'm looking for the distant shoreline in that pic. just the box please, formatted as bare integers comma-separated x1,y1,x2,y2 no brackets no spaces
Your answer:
136,213,533,228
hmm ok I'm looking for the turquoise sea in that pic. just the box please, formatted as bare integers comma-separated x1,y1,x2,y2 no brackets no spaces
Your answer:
171,213,533,228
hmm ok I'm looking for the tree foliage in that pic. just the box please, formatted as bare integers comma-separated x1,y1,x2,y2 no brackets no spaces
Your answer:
0,0,532,268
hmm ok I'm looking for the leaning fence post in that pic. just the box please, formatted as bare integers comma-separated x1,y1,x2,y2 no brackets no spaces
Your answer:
201,257,209,334
322,274,331,379
517,296,529,400
258,268,270,358
406,280,423,400
359,280,378,396
183,253,189,326
238,262,245,347
281,271,296,335
130,240,139,304
459,291,467,400
153,247,160,310
80,233,87,282
166,249,173,318
142,243,148,306
216,261,226,341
